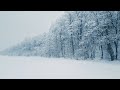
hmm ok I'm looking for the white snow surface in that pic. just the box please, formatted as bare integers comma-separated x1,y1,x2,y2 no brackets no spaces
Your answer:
0,55,120,79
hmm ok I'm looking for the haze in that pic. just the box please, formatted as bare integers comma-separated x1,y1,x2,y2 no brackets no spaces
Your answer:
0,11,64,51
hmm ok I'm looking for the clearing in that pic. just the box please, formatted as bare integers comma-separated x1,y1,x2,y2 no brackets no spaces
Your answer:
0,56,120,79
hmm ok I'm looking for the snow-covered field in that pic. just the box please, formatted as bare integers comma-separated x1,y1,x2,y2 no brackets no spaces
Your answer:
0,55,120,79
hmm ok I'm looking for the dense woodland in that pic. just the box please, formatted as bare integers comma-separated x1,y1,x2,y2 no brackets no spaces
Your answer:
2,11,120,61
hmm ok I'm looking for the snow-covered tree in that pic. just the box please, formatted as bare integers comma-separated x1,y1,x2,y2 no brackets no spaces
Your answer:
2,11,120,61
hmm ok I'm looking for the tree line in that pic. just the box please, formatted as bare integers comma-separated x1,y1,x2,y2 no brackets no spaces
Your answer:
2,11,120,61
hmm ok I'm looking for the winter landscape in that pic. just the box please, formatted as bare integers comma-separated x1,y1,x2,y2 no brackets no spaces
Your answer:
0,11,120,79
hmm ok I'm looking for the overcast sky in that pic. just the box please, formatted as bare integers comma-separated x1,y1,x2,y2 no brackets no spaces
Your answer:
0,11,64,51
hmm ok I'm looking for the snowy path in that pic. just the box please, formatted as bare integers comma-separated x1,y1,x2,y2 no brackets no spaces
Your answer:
0,56,120,79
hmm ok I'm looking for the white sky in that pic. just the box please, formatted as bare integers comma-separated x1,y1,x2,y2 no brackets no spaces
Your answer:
0,11,64,51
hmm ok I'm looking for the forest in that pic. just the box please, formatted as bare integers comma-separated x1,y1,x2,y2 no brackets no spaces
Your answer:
2,11,120,61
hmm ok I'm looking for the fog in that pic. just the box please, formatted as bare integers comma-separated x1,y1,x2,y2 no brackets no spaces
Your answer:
0,11,64,51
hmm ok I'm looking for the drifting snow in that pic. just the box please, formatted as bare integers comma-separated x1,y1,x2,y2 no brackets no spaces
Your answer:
0,55,120,79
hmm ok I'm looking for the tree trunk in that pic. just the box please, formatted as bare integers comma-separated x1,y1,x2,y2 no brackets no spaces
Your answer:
105,28,114,61
90,50,95,60
71,34,75,58
93,49,95,59
90,52,93,60
107,43,114,61
60,42,63,57
114,41,118,60
59,31,64,57
84,51,89,59
101,45,103,59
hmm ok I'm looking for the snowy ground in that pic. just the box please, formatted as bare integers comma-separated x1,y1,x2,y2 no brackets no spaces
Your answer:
0,55,120,79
